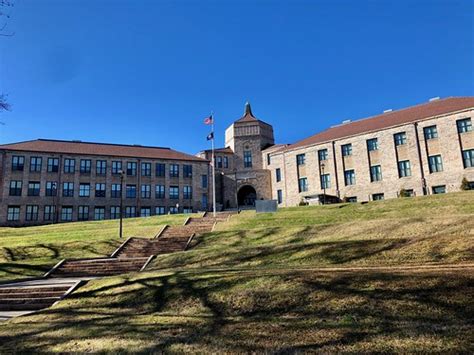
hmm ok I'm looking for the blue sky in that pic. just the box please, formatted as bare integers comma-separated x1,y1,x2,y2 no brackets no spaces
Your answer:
0,0,472,153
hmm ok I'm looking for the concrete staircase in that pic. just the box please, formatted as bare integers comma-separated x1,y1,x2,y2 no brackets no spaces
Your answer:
49,257,151,278
0,211,237,317
113,211,237,259
0,278,82,318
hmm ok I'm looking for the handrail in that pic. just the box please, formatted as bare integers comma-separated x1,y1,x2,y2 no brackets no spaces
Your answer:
43,259,66,278
110,237,133,257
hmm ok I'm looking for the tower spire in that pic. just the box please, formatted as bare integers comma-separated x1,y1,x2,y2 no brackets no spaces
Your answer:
244,101,253,117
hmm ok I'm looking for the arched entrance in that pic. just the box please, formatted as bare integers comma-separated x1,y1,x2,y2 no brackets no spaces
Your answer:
237,185,257,207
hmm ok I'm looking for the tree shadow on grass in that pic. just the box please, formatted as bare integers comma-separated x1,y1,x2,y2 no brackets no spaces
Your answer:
0,269,472,353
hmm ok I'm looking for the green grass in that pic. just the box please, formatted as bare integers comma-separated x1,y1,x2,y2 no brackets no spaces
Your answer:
150,191,474,271
0,268,472,353
0,214,193,282
1,192,473,352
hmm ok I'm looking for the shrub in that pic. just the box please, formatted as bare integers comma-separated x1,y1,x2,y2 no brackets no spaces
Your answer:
460,177,471,191
298,198,308,206
399,189,410,197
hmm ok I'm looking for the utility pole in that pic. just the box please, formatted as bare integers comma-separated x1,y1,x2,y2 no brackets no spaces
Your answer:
119,170,124,239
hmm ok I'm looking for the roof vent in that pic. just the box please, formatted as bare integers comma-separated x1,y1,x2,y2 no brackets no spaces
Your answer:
429,96,440,102
383,109,393,113
342,119,352,124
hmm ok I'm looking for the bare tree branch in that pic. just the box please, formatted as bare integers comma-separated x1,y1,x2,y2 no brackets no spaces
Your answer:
0,94,11,112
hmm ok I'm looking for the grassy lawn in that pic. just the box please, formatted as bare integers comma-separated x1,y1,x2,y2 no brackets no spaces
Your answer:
0,192,473,352
150,191,474,271
0,214,192,282
0,268,472,353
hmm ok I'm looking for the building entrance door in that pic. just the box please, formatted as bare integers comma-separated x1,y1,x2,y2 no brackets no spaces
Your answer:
237,185,257,206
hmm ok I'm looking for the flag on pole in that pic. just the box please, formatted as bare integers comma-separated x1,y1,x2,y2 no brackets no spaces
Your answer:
204,116,213,125
206,132,214,141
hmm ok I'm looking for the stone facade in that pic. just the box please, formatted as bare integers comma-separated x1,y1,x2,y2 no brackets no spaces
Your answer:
1,98,473,225
264,105,474,207
0,143,210,226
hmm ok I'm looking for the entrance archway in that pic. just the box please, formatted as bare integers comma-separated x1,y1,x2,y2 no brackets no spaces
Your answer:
237,185,257,206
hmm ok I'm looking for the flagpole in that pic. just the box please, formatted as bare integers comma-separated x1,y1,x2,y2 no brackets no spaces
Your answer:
211,111,217,218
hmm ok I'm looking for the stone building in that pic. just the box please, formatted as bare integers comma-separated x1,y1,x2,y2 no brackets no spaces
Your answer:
197,102,274,209
1,96,473,226
263,96,474,206
0,140,210,226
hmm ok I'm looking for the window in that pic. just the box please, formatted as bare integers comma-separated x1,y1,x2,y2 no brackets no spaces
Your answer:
183,165,193,178
296,154,306,166
79,183,90,197
244,150,252,168
25,205,39,221
457,118,472,133
9,181,22,196
423,125,438,140
46,181,57,196
112,161,122,175
61,207,73,221
367,138,378,151
94,207,105,220
321,174,330,189
27,182,41,196
276,168,281,182
95,183,106,197
372,193,384,201
202,194,208,209
216,156,223,168
78,206,89,221
370,165,382,182
224,156,229,168
155,185,165,199
155,206,166,215
44,205,56,221
344,170,356,186
11,156,25,171
394,132,407,146
346,197,358,203
398,160,412,177
169,186,179,199
64,158,75,173
342,144,352,157
126,185,137,198
29,157,42,172
110,206,121,219
201,175,208,189
169,164,179,177
183,186,192,199
141,184,151,199
318,149,328,161
169,206,178,214
141,162,151,177
47,158,59,172
428,155,443,173
63,182,74,197
125,206,136,218
298,177,308,192
277,189,283,204
126,162,136,176
267,154,271,165
156,163,166,177
140,207,151,217
183,207,193,214
96,160,107,175
80,159,91,173
7,206,20,221
111,184,121,198
432,185,446,194
462,149,474,168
